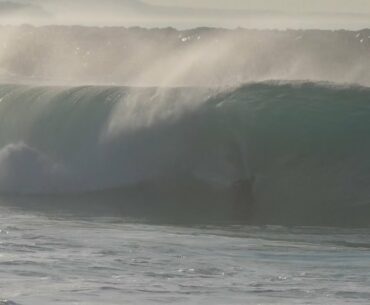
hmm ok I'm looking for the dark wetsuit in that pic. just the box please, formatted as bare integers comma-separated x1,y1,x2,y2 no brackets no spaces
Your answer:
233,177,255,220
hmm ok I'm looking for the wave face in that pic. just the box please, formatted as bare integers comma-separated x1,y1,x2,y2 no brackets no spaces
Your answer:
1,82,370,226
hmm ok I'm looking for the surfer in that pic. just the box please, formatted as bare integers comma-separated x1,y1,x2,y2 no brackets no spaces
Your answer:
233,176,255,220
226,135,256,220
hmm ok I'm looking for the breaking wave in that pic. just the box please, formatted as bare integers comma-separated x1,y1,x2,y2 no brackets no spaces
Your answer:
1,81,370,226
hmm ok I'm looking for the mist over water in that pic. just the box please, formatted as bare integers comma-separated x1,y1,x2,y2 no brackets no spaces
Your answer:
0,26,370,87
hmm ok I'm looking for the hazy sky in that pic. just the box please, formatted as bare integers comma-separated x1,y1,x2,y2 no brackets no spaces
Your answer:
144,0,370,14
0,0,370,29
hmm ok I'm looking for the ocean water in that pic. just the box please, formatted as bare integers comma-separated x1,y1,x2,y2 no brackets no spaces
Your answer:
0,202,369,305
1,77,370,304
1,82,370,226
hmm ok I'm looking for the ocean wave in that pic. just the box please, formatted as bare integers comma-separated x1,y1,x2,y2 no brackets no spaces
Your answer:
0,81,370,225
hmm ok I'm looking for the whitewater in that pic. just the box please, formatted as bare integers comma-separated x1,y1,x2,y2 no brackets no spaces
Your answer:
0,205,369,305
0,26,370,304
